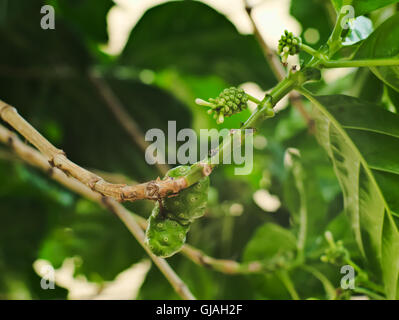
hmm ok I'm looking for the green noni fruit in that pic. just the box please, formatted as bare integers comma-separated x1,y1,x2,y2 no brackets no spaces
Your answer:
145,203,190,258
198,87,249,124
145,165,210,257
278,30,301,64
163,166,210,224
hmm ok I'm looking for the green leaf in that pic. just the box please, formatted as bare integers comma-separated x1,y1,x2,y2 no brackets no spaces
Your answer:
39,200,146,282
283,149,329,251
325,211,359,250
331,0,399,16
242,223,297,299
0,0,91,69
355,12,399,92
48,0,113,44
305,93,399,298
119,1,275,88
243,223,297,263
387,86,399,111
351,68,384,103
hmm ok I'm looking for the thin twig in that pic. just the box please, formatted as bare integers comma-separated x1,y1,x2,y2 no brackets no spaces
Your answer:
0,123,195,300
244,1,285,80
180,244,285,274
243,0,314,131
301,265,337,299
0,99,211,202
88,73,170,176
277,270,300,300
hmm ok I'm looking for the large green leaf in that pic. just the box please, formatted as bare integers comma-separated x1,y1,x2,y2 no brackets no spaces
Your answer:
305,93,399,298
283,149,329,250
351,68,384,103
47,0,113,44
331,0,399,16
119,1,275,88
242,223,297,299
387,86,399,111
243,223,297,263
355,12,399,92
0,0,91,69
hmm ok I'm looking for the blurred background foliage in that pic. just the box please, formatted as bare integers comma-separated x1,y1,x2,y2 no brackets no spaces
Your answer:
0,0,397,299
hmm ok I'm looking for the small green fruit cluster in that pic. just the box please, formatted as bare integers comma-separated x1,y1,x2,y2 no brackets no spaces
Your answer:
205,87,249,124
320,240,348,265
278,30,301,64
145,166,209,258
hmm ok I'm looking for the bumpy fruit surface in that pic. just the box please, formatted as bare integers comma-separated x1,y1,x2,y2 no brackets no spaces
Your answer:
145,203,190,258
163,166,210,224
145,165,210,257
206,87,249,124
278,30,301,64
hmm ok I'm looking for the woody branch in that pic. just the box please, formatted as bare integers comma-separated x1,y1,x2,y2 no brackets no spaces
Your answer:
0,99,212,202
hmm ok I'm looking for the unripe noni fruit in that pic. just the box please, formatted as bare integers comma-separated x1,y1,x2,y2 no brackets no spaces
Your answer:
145,203,190,258
163,165,209,224
145,165,210,257
206,87,249,124
278,30,301,64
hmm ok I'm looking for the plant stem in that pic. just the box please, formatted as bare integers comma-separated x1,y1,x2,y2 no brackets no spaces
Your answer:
322,58,399,68
292,162,307,263
197,92,260,106
242,76,296,129
246,93,261,104
327,0,353,54
0,99,193,202
300,43,326,60
181,244,277,274
301,265,336,299
203,129,243,169
243,0,314,129
353,287,385,300
278,270,300,300
242,67,321,129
